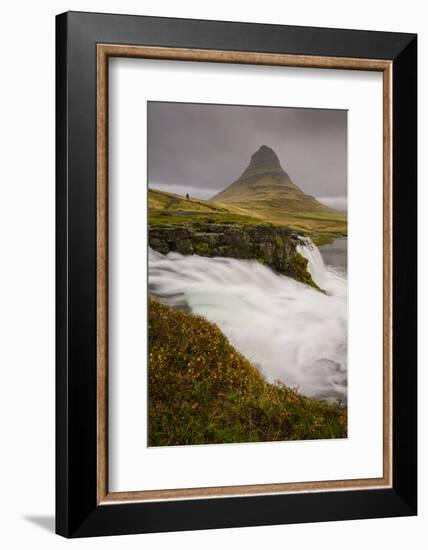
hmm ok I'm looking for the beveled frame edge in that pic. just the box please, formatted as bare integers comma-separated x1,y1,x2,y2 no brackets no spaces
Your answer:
96,43,393,505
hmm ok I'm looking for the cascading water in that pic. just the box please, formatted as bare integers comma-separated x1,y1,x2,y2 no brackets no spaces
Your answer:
149,238,347,403
296,236,327,288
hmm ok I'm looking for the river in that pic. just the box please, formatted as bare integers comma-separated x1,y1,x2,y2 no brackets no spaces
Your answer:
149,236,348,403
319,237,348,275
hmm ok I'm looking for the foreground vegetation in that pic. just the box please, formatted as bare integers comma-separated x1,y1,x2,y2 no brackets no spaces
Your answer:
148,299,347,446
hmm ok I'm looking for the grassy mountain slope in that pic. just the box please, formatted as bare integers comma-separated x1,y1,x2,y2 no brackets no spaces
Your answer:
212,174,346,232
148,188,262,225
149,187,346,235
149,298,347,446
211,145,347,234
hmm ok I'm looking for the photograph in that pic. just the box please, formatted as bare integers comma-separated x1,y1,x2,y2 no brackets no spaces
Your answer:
0,1,420,544
147,102,348,446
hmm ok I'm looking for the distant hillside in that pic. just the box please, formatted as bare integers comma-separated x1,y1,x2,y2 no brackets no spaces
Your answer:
211,145,347,233
148,188,261,225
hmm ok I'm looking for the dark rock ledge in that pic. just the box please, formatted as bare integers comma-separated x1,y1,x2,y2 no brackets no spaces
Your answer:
148,223,317,288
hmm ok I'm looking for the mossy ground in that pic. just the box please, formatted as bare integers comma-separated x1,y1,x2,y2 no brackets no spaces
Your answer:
311,233,346,246
192,242,213,256
148,299,347,446
288,252,319,289
149,209,263,226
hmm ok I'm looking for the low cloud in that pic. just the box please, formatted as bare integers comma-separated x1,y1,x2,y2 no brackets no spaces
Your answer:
316,196,347,212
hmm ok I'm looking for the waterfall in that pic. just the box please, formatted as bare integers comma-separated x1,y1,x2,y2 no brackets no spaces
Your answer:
297,236,347,298
148,240,347,403
296,236,327,288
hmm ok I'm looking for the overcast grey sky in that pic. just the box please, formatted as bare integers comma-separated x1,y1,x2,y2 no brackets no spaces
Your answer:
147,102,348,211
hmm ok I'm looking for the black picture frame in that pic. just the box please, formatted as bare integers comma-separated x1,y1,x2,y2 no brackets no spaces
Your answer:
56,11,417,538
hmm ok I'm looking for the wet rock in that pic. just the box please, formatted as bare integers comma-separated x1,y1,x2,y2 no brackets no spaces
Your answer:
148,222,315,286
175,239,193,255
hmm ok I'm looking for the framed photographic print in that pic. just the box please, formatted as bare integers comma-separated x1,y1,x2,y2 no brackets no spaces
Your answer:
56,11,417,538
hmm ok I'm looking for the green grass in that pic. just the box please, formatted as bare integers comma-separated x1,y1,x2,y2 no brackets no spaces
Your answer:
210,176,347,233
311,233,344,246
148,209,263,226
149,188,254,215
290,210,347,222
148,187,347,240
148,299,347,446
148,188,264,225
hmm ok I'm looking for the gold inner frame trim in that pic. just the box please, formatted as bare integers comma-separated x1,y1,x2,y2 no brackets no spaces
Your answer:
96,44,393,505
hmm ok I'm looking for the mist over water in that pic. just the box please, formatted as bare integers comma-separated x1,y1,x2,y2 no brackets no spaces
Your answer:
149,238,347,403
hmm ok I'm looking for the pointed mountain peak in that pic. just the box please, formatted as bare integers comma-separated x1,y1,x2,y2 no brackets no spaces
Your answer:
211,145,342,221
251,145,279,164
238,145,288,183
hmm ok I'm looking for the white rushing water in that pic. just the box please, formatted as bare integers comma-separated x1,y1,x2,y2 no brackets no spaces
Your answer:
149,238,347,403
